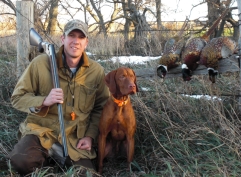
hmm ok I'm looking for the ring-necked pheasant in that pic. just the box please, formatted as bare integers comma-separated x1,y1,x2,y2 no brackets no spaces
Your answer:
157,18,188,79
199,36,236,83
181,8,229,81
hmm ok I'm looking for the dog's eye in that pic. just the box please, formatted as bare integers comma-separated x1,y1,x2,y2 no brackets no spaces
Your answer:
120,75,126,79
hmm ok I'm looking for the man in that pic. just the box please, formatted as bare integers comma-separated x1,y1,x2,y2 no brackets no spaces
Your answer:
7,19,109,175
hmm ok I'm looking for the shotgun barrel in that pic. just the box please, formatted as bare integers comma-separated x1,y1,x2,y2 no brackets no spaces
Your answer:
29,28,68,157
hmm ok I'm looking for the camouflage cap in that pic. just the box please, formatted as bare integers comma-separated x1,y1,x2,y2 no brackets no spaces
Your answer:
64,19,89,38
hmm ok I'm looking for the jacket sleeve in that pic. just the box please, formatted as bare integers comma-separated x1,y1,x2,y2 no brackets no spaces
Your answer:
84,68,109,143
11,55,50,117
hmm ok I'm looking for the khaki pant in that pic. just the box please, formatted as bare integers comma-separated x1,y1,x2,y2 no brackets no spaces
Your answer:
6,134,95,175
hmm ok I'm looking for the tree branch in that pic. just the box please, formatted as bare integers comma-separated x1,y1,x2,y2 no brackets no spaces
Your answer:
0,12,15,16
0,0,16,14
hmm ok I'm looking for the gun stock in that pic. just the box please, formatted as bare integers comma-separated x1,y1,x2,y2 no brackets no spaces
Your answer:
29,28,68,157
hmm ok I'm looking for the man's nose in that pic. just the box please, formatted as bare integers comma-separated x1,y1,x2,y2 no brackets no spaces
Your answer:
73,38,80,44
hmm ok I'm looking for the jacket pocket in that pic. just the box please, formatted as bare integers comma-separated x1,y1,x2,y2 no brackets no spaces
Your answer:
78,84,97,113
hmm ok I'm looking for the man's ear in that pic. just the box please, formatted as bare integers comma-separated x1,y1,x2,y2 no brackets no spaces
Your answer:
61,35,65,44
85,38,89,48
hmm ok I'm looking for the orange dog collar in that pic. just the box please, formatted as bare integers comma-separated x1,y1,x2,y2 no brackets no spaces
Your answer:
111,95,128,106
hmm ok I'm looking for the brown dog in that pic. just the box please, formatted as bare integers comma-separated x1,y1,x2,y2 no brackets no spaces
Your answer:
97,67,138,174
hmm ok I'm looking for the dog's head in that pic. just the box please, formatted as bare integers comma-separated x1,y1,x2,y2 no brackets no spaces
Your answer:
105,67,139,96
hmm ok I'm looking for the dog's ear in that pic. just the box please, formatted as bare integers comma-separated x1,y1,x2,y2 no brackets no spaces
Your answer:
105,70,117,95
132,69,139,92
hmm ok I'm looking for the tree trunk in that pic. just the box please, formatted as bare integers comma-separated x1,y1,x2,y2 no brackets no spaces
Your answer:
122,0,131,41
207,0,221,39
226,8,239,41
128,4,150,38
47,0,59,35
107,2,122,32
156,0,161,29
89,0,107,36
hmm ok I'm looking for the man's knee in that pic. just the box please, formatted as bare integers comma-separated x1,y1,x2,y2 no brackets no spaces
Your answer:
6,134,49,175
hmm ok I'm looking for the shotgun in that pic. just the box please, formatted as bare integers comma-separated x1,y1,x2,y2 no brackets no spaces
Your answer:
29,28,68,157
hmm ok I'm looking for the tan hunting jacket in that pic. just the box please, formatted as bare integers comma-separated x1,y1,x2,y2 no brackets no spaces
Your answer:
11,45,109,161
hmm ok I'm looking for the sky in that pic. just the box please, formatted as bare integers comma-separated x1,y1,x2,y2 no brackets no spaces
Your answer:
1,0,238,24
161,0,208,21
161,0,238,21
58,0,239,24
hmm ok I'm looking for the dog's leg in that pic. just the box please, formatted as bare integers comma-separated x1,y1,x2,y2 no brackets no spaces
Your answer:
105,138,113,157
98,133,107,174
126,135,135,171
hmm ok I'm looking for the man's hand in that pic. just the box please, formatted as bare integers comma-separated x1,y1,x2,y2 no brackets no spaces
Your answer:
76,137,93,151
43,88,64,106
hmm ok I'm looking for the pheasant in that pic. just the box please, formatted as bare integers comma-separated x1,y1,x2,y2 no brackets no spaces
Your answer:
199,36,236,83
157,18,188,79
181,37,207,81
181,8,229,81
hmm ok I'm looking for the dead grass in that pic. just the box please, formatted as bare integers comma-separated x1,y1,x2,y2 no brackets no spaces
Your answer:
1,33,241,176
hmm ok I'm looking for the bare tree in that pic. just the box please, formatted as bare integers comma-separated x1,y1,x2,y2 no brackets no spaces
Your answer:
89,0,107,35
220,0,239,40
218,6,239,40
155,0,161,29
128,3,151,38
207,0,222,38
206,0,238,39
0,0,60,35
121,0,131,41
46,0,59,35
0,0,15,14
106,1,123,33
76,0,107,36
225,8,239,40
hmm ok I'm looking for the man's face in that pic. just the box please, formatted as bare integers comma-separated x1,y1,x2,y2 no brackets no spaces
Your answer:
61,29,88,59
